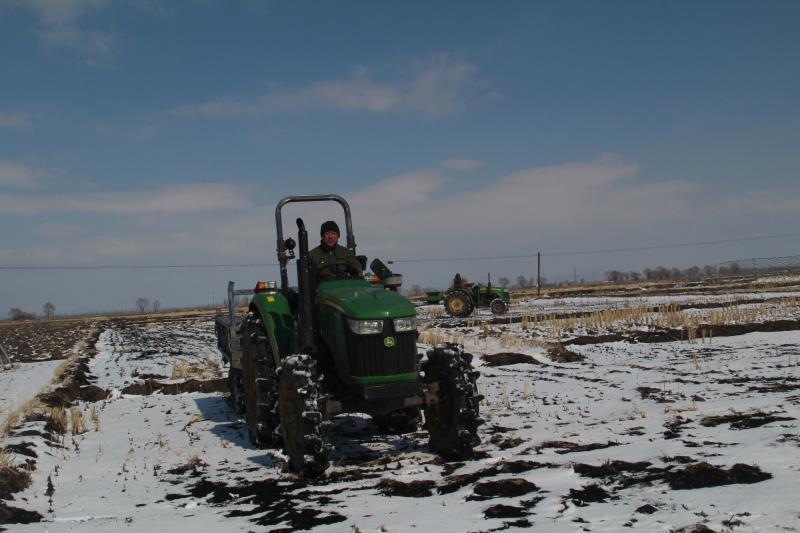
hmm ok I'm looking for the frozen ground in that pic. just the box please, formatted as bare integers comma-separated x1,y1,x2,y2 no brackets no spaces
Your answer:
1,293,799,532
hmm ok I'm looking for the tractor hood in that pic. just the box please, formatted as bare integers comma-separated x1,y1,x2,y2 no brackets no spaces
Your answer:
318,279,415,319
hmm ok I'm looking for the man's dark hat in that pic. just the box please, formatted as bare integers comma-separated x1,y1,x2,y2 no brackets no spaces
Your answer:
321,220,340,237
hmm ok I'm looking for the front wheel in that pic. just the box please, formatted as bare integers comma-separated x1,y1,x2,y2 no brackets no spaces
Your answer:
277,355,330,477
489,298,508,315
422,344,482,459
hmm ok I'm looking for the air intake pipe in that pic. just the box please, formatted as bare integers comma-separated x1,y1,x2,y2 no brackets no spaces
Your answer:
296,218,316,353
370,258,403,291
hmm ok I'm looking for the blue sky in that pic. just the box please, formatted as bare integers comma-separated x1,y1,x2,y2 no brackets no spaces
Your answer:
2,0,800,315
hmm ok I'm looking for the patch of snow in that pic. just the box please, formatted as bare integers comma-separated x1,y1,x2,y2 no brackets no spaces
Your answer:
0,359,63,428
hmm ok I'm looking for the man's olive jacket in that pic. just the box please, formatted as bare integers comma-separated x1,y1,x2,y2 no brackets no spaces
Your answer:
309,243,363,280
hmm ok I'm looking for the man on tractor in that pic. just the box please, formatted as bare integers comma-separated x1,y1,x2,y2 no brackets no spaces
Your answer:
309,220,363,280
453,273,469,289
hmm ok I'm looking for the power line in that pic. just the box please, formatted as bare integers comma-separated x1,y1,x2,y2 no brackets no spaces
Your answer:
543,232,800,257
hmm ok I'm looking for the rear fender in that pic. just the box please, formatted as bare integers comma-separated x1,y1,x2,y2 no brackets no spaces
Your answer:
250,291,296,368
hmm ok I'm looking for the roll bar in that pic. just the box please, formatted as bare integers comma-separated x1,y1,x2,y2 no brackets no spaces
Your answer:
275,195,356,290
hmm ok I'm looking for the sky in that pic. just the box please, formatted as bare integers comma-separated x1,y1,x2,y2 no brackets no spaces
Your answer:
1,0,800,316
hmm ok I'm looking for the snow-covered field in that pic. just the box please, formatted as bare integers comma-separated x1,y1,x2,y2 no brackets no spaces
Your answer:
0,360,63,429
2,291,799,532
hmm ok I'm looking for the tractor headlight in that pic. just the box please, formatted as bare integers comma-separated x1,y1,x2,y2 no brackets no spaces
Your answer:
347,318,383,335
393,317,416,332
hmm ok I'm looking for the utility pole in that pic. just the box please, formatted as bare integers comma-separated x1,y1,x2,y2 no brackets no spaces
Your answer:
537,251,541,298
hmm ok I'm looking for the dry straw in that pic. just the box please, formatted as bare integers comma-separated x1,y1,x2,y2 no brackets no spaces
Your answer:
170,353,223,380
90,405,100,431
427,306,445,318
170,360,190,380
70,407,87,435
0,449,12,468
527,295,799,343
49,406,68,434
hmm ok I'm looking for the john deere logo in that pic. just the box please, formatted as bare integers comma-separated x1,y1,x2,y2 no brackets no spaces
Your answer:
383,336,396,348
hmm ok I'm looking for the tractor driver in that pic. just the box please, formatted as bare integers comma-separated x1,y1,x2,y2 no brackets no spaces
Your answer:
309,220,363,281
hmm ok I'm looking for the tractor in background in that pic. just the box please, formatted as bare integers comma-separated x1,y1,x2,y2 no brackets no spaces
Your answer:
426,274,511,317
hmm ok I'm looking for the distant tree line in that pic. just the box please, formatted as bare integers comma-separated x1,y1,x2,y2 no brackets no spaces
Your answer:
135,298,162,313
8,308,37,321
7,302,56,321
6,298,170,320
606,262,741,283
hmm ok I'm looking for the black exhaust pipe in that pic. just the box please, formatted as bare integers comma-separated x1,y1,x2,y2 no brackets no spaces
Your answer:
296,218,316,354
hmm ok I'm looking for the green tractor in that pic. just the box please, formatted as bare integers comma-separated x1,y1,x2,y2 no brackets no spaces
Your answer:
427,274,511,318
215,195,482,476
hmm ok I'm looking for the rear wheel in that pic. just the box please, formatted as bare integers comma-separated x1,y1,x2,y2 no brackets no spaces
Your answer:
241,313,279,447
489,298,508,315
444,290,474,318
422,344,482,459
277,355,330,477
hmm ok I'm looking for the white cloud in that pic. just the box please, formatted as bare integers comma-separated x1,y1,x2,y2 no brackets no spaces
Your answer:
7,0,166,65
404,52,477,115
9,0,120,65
0,183,252,215
171,53,478,118
36,25,116,65
343,156,703,258
0,112,31,130
0,209,269,265
715,189,800,216
17,0,110,26
0,161,42,189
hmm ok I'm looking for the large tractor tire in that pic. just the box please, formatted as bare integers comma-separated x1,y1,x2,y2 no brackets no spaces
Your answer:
444,289,474,318
241,312,280,448
489,298,508,316
375,407,421,435
277,355,330,477
421,344,482,459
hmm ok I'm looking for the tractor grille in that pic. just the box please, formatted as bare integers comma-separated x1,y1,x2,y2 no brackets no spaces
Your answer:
346,321,416,378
